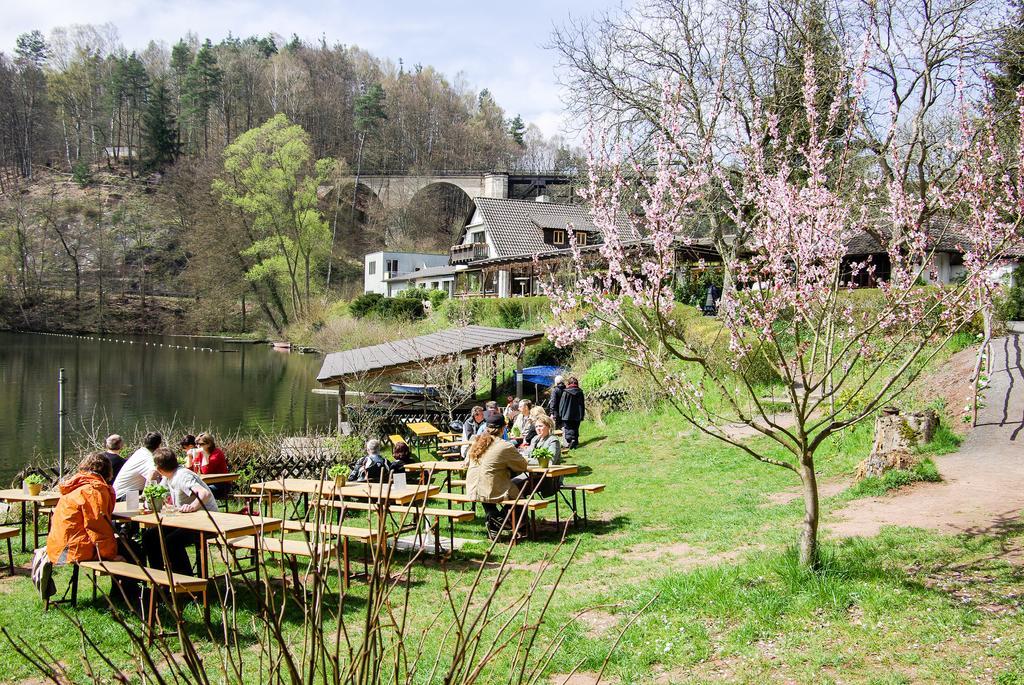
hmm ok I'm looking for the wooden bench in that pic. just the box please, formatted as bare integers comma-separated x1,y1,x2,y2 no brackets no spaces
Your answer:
280,520,380,587
318,499,474,555
76,560,208,643
559,484,605,525
224,535,337,592
389,434,407,447
0,526,16,574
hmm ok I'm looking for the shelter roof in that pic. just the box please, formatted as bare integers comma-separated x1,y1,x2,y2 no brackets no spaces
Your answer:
317,325,545,385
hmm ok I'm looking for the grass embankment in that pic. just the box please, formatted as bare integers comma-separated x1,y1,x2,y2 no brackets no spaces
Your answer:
1,407,1022,684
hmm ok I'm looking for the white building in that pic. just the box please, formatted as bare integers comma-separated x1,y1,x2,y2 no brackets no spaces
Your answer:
383,264,467,297
363,251,450,295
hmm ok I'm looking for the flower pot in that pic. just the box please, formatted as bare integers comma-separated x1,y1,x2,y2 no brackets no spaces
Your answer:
334,475,345,490
26,483,42,497
149,497,164,514
537,457,550,469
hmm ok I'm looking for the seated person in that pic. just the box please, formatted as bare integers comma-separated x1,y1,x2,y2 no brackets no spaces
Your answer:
102,434,128,484
511,400,535,444
180,434,200,468
482,400,502,423
142,448,218,575
112,431,162,499
503,396,519,423
465,414,528,540
461,406,487,458
46,453,141,603
349,439,390,483
523,415,563,497
191,433,229,499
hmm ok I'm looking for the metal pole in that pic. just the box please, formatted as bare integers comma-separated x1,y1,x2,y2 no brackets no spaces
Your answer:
58,367,66,481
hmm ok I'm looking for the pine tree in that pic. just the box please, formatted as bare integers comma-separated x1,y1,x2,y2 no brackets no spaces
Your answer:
508,115,526,147
143,80,180,171
183,39,221,153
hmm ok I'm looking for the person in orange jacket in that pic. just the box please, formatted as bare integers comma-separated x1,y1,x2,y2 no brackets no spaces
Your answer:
45,453,142,605
46,453,119,564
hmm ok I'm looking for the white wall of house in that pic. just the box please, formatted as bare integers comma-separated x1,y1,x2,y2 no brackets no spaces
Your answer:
364,251,449,294
458,210,496,259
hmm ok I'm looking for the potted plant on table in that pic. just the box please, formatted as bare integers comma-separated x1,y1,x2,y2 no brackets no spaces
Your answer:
532,447,554,469
24,474,45,497
328,463,350,490
143,483,170,513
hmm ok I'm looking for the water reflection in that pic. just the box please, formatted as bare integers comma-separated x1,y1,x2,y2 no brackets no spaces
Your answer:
0,332,334,484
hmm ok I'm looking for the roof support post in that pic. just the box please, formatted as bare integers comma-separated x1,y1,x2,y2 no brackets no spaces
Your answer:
336,381,347,432
515,353,524,399
490,353,498,400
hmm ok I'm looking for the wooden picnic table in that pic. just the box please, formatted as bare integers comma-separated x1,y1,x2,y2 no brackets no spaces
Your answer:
250,478,342,518
0,489,61,552
405,461,578,492
200,472,240,486
335,482,440,506
113,505,282,614
405,422,441,457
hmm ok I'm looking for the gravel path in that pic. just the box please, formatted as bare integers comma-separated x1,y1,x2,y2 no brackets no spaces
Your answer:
828,336,1024,539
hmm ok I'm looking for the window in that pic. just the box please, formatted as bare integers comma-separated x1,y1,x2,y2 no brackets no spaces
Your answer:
576,232,588,246
368,261,376,275
386,259,399,274
471,231,485,244
553,230,566,246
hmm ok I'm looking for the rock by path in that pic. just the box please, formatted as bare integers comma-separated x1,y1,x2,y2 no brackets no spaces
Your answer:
828,336,1024,539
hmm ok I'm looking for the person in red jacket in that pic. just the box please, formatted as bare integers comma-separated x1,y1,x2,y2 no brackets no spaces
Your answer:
193,433,228,499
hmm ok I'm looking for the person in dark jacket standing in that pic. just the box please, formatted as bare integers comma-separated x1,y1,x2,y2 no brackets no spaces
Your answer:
557,377,585,449
548,376,566,429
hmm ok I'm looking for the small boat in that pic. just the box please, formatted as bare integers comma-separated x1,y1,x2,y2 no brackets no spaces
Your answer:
389,382,439,396
271,341,292,351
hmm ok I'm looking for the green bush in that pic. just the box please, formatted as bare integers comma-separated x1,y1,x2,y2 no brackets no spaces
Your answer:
997,265,1024,322
348,292,425,321
349,293,384,318
438,296,549,329
522,337,571,367
71,160,92,187
398,287,448,308
581,359,620,391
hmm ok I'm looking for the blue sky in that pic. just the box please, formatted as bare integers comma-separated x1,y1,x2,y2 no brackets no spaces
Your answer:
3,0,622,138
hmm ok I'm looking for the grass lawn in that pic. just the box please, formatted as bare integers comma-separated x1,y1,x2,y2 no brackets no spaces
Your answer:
1,408,1022,683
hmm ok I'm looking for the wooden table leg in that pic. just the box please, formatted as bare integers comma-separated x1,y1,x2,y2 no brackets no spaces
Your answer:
20,501,27,552
32,502,40,551
200,532,210,621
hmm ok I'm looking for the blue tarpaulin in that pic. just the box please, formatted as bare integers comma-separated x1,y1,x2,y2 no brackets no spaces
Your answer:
515,365,566,388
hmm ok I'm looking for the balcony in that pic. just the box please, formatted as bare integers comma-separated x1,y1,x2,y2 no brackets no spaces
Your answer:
450,242,489,264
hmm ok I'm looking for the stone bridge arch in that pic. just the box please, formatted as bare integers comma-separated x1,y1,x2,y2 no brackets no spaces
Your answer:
341,172,509,212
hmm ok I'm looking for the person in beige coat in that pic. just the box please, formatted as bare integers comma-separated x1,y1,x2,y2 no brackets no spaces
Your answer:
465,414,528,539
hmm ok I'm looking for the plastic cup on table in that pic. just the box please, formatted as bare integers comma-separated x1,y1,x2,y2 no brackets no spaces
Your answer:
392,472,408,492
125,489,140,511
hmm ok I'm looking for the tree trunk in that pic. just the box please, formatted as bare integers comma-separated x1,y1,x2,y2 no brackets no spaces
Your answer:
798,458,819,568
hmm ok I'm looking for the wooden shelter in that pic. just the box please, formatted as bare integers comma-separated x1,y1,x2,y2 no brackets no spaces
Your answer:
316,325,546,429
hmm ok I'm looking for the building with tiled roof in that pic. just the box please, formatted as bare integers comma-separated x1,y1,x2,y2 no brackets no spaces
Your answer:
449,197,642,297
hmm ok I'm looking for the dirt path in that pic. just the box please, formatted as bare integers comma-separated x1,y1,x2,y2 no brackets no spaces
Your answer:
829,336,1024,538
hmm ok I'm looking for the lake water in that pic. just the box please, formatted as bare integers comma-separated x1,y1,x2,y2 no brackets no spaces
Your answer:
0,331,335,484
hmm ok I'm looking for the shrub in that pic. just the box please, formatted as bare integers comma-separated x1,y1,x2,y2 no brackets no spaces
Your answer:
997,265,1024,321
349,293,384,318
348,292,424,321
581,359,620,391
71,160,92,187
398,287,447,308
438,296,549,328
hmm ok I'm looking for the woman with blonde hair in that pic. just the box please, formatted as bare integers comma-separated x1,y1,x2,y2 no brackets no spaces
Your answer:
465,414,528,539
